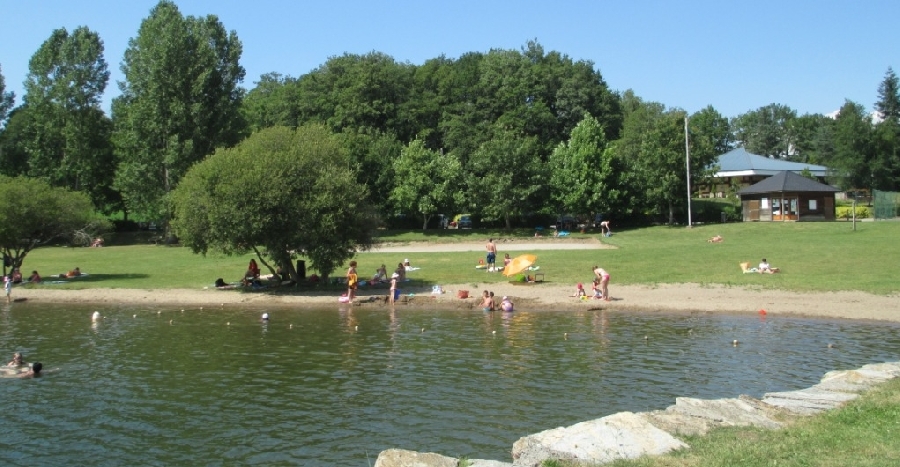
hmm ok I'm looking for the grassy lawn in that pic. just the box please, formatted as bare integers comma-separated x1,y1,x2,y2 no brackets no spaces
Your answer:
14,221,900,294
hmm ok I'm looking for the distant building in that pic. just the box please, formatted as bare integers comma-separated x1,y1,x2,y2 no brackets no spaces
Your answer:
701,148,830,198
738,171,839,222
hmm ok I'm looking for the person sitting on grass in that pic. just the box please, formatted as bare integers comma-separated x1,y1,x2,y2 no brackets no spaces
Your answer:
758,258,780,274
708,235,723,243
28,270,41,283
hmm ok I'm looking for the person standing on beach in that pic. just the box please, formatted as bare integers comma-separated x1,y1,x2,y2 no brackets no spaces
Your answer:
389,272,399,305
346,261,359,304
593,266,611,301
485,238,497,272
4,274,11,303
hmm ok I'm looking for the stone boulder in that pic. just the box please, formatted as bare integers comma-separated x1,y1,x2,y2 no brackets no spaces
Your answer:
510,411,687,467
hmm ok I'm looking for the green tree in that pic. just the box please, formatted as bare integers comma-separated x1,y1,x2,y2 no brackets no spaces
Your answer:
467,127,546,229
0,107,33,177
21,26,115,209
171,125,374,281
113,0,246,227
731,103,798,158
0,63,13,126
875,67,900,122
830,100,874,191
548,113,621,219
390,138,462,230
0,176,106,270
241,72,300,132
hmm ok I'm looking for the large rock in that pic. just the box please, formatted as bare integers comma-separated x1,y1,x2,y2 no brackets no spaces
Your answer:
642,395,782,436
373,449,457,467
762,387,859,415
510,411,687,467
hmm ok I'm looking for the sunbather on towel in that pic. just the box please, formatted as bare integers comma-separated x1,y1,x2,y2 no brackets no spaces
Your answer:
758,258,780,274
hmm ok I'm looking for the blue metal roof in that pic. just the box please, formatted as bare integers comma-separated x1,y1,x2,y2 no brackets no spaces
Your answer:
715,148,829,175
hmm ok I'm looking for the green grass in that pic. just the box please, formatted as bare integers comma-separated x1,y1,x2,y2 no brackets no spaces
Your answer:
589,377,900,467
14,221,900,294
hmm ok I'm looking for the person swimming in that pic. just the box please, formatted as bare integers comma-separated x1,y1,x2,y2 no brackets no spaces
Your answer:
18,362,42,378
7,352,24,367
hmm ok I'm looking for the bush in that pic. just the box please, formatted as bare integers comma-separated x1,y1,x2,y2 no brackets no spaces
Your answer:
836,206,870,219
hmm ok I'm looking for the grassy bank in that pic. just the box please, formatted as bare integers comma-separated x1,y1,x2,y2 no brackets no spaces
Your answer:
14,221,900,294
543,376,900,467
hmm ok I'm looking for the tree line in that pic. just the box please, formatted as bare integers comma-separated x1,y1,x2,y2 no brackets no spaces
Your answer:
0,1,898,276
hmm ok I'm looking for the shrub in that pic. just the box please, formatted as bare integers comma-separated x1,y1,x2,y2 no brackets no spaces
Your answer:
836,206,870,219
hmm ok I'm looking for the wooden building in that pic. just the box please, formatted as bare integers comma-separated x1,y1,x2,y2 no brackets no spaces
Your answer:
738,171,839,221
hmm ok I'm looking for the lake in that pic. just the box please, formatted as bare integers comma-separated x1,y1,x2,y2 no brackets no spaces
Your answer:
1,303,898,466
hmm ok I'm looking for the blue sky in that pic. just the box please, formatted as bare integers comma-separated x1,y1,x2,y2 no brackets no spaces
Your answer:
1,0,897,119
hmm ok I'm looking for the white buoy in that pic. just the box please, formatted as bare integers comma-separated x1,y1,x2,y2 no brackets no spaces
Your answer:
132,314,137,318
733,339,739,346
169,319,173,325
92,311,101,322
492,330,496,335
289,324,293,329
262,313,269,320
354,325,358,331
227,322,230,326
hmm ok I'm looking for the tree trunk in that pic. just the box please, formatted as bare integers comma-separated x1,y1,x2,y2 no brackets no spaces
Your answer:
422,214,433,230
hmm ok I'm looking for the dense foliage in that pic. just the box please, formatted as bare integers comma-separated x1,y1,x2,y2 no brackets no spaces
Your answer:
0,176,106,270
0,1,898,237
170,125,374,280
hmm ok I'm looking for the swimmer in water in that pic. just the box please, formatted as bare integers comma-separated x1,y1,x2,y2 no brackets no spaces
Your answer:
18,362,42,378
7,352,24,367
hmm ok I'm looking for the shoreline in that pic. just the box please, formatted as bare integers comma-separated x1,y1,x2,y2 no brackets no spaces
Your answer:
11,282,900,323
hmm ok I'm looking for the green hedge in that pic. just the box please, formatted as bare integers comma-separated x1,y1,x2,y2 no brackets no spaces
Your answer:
836,206,870,219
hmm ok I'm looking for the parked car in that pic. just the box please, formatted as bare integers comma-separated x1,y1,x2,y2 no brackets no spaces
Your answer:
451,214,473,229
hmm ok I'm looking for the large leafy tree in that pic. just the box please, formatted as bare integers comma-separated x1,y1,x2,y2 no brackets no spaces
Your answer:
241,72,300,132
390,138,462,230
467,127,545,229
875,67,900,122
171,125,374,281
21,26,115,210
113,0,246,226
548,113,621,219
0,63,13,126
0,176,106,270
731,103,798,159
830,100,874,191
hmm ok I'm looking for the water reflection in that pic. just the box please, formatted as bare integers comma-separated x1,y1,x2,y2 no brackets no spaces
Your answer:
0,303,897,466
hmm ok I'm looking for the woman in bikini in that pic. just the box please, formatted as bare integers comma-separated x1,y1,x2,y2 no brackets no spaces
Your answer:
593,265,611,301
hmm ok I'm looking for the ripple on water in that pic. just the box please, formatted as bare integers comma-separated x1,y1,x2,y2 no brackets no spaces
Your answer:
0,304,898,466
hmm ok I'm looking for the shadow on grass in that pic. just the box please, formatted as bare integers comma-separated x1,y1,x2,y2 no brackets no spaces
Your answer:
39,273,151,284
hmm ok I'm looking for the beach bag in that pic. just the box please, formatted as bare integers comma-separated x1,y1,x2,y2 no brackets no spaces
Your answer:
457,290,469,299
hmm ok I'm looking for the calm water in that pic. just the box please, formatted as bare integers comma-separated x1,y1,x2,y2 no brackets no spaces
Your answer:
1,303,898,466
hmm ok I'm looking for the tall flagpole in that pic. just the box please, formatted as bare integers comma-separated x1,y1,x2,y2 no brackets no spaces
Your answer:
685,116,692,228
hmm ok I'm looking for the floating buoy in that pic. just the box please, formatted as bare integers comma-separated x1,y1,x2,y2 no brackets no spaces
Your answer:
132,314,137,319
492,330,496,335
732,339,739,346
354,325,358,331
643,335,648,340
289,324,293,329
262,313,269,320
827,343,835,348
758,309,767,315
92,311,101,322
227,322,230,326
564,332,568,339
169,319,173,325
421,327,425,333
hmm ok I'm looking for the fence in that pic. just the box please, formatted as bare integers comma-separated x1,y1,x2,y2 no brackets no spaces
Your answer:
873,190,900,219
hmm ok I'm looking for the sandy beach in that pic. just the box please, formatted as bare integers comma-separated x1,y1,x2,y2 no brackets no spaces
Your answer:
7,239,898,321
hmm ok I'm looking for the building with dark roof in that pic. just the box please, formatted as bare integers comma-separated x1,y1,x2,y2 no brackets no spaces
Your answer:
738,171,840,221
702,148,830,198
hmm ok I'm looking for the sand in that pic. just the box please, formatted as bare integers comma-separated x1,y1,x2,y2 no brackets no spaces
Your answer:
9,239,900,322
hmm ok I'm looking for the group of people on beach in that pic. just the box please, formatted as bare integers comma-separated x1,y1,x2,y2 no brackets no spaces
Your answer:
345,259,414,305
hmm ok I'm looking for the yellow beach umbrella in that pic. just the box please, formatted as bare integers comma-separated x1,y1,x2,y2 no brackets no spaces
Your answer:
503,254,537,277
